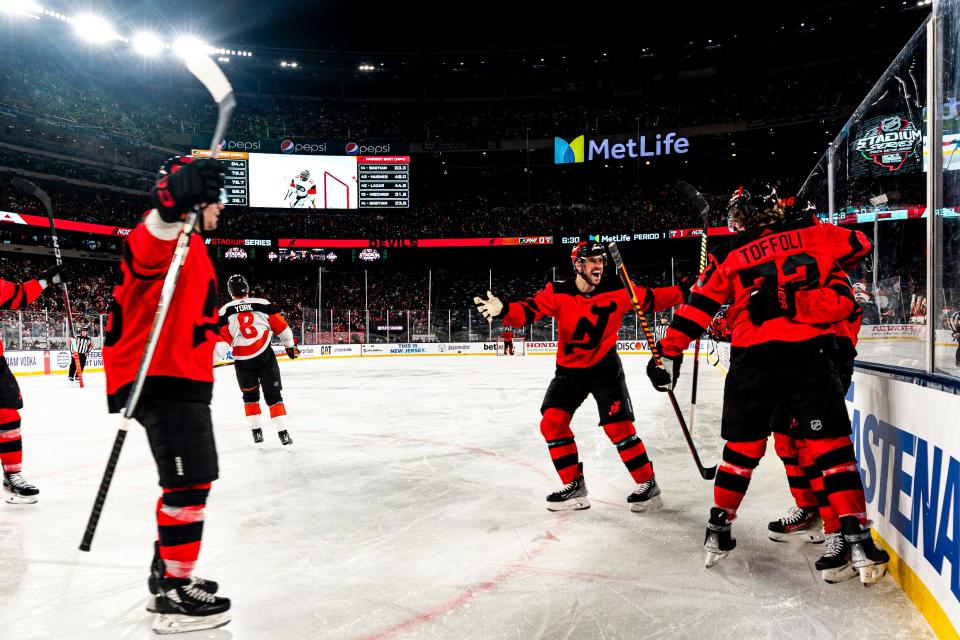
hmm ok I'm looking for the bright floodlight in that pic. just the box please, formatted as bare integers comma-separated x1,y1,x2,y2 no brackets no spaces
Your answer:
72,13,118,43
172,35,212,60
132,32,164,57
0,0,42,16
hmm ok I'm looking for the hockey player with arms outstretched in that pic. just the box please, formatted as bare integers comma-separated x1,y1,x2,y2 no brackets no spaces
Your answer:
648,184,889,584
0,263,66,504
218,274,298,446
284,169,317,208
475,241,688,512
103,156,231,633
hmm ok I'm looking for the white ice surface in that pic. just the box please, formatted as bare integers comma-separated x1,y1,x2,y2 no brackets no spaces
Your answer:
0,355,935,639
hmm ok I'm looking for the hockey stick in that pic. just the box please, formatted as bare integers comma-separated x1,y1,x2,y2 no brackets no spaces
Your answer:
11,176,85,387
607,242,716,481
675,181,710,434
80,54,235,552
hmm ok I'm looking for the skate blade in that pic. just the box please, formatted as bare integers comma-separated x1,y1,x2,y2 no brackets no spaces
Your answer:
546,497,590,511
821,563,858,584
4,493,38,505
768,529,825,544
629,495,662,513
857,562,889,586
704,549,728,568
153,611,231,635
146,595,158,613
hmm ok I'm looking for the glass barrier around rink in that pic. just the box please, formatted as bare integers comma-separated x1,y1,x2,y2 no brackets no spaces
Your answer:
0,310,105,351
937,0,960,377
798,17,932,371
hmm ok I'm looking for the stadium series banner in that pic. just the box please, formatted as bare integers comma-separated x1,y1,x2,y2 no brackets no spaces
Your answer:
849,113,923,178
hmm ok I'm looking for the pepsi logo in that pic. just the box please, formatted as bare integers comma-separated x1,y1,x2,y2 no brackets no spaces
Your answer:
345,142,359,155
280,140,295,154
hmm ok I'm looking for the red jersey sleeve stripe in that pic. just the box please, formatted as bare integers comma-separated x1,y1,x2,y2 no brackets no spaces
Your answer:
670,315,707,342
686,292,722,318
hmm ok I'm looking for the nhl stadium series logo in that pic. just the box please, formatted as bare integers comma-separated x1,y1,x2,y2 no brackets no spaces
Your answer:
555,135,585,164
853,115,921,172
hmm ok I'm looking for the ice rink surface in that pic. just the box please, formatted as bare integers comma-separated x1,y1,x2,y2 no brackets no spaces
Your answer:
0,354,935,639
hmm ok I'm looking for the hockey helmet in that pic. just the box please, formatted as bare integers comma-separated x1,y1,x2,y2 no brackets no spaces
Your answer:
227,274,249,297
570,241,607,271
157,155,196,180
299,169,311,180
782,195,818,224
727,183,783,231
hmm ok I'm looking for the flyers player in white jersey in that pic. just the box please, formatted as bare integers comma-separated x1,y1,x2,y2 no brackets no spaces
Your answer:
284,169,317,208
218,275,299,446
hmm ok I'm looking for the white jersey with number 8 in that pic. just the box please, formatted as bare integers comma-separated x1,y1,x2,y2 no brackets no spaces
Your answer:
218,297,295,360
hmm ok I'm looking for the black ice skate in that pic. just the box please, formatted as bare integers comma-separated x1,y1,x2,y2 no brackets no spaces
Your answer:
152,577,231,634
840,516,890,586
704,507,736,568
545,463,590,511
815,532,858,583
147,542,219,613
627,477,662,512
251,428,264,445
3,472,38,504
767,505,824,543
278,429,293,446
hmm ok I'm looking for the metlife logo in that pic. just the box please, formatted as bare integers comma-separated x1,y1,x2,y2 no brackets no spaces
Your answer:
554,132,689,164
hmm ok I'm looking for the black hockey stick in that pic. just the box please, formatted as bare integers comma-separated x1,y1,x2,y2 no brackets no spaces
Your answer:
608,242,716,481
80,54,235,552
675,181,710,434
11,176,84,385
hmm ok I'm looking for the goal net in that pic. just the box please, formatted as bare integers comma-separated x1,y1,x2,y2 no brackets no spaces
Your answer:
495,336,526,356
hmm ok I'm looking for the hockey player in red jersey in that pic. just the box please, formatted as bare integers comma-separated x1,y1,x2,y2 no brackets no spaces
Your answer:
500,328,515,355
475,241,688,512
103,156,231,633
0,263,65,504
218,274,298,446
648,184,889,584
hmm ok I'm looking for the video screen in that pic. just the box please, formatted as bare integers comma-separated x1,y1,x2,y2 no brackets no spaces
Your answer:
248,154,358,209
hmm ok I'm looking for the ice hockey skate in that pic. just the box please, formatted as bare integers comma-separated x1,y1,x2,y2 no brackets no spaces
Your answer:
704,507,736,568
840,516,890,586
152,577,231,634
815,532,858,583
3,473,38,505
278,429,293,446
767,505,824,543
251,427,264,445
546,462,590,511
627,477,662,512
147,542,219,613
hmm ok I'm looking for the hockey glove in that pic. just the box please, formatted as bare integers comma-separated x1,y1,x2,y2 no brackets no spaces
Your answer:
286,341,300,359
473,290,505,320
747,282,797,325
150,158,225,223
38,263,67,287
646,341,682,392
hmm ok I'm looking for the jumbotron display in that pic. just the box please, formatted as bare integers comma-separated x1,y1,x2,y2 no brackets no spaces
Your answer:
192,150,410,209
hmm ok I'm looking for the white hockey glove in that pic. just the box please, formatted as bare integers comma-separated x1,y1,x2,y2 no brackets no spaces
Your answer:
473,290,504,320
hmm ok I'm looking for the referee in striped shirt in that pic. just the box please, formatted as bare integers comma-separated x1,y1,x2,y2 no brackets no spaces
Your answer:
68,327,93,382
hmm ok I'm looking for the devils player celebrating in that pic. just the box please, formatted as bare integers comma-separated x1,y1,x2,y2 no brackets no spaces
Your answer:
218,274,298,446
283,169,317,208
475,241,687,512
0,263,65,504
103,156,231,633
500,328,515,355
648,184,889,584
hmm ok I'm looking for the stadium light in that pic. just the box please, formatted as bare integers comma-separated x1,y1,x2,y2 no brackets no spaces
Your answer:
72,13,120,43
132,32,164,57
172,35,213,60
0,0,42,16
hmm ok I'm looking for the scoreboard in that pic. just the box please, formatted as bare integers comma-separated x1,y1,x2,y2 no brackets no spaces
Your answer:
191,150,409,210
357,156,410,208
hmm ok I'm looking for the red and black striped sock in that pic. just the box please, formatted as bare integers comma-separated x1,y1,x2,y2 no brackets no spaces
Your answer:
156,482,211,578
799,442,839,533
540,408,579,483
803,437,867,526
0,408,23,474
603,420,653,483
714,439,767,521
773,432,817,509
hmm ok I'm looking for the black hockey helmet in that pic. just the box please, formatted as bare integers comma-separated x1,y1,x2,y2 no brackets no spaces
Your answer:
299,169,310,180
156,155,197,181
570,240,607,271
727,183,783,231
227,274,249,297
